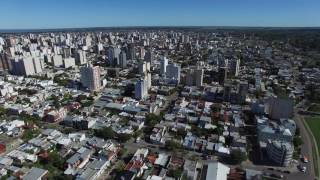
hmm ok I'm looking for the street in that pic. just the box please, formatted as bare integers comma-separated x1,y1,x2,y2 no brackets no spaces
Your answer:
294,107,315,180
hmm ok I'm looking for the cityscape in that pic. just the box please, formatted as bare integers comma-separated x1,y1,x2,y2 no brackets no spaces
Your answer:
0,1,320,180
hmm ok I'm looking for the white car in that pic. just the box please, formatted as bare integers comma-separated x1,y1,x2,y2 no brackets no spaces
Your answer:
298,165,306,173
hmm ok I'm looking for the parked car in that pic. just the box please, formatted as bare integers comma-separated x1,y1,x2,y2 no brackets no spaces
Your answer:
298,165,307,173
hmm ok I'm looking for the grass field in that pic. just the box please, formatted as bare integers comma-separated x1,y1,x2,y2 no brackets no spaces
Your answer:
305,116,320,178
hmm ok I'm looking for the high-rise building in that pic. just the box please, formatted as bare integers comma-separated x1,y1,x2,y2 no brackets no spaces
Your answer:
195,68,204,87
80,63,101,92
237,81,248,104
64,57,76,68
160,56,168,75
139,61,147,75
76,50,87,65
11,56,43,76
52,54,63,67
223,82,232,102
140,47,145,59
85,35,92,47
128,43,135,60
229,59,240,77
113,47,121,66
135,78,147,100
32,56,43,74
107,47,121,66
166,63,181,83
184,67,203,87
266,140,293,167
0,52,11,71
144,49,153,63
146,72,151,89
186,69,194,86
62,47,71,58
218,67,228,85
119,50,127,68
107,47,114,66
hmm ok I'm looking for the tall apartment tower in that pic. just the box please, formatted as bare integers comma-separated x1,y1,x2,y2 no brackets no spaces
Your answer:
166,63,181,83
119,50,127,68
144,49,153,63
11,56,43,76
76,50,87,65
185,67,203,87
195,68,204,87
160,56,168,75
237,81,248,104
80,63,101,92
135,78,147,100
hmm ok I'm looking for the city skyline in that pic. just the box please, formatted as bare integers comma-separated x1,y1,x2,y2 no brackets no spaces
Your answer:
0,0,319,29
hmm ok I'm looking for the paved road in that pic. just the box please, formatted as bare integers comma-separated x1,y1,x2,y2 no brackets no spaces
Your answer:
294,109,315,180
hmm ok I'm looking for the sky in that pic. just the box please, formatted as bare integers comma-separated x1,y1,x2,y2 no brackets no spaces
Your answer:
0,0,319,29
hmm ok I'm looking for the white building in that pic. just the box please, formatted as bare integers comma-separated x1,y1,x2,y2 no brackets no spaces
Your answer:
194,161,230,180
64,57,76,68
53,54,63,67
160,56,168,75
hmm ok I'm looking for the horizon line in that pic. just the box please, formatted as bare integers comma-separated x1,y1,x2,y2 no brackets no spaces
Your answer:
1,25,320,32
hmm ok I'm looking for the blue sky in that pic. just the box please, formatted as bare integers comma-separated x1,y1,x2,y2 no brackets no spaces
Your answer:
0,0,319,29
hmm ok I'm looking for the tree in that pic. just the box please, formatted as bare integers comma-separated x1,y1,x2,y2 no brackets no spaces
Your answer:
210,104,221,113
0,107,7,116
165,140,182,151
231,150,247,164
293,136,303,147
94,127,116,140
145,113,162,127
133,129,143,138
51,95,61,109
22,129,40,141
117,133,132,143
21,114,41,124
176,129,187,138
76,95,87,102
48,151,65,169
168,168,183,179
225,136,234,146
